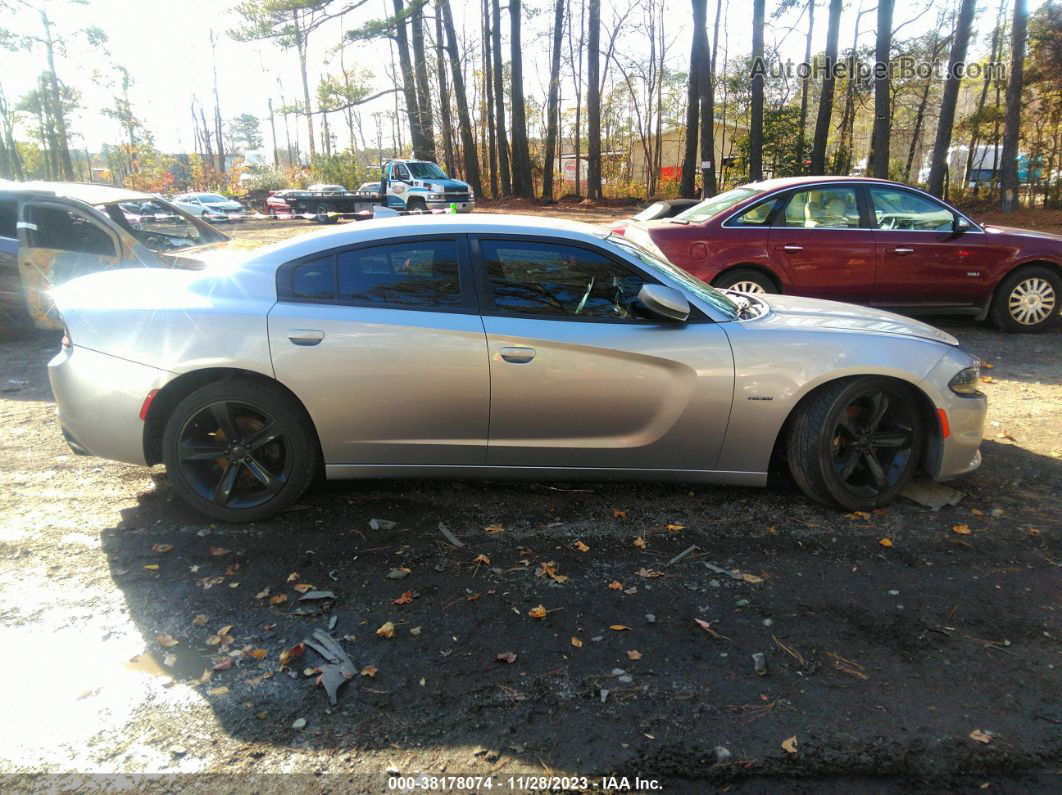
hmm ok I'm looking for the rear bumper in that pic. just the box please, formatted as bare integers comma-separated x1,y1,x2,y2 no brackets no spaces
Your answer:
48,345,174,466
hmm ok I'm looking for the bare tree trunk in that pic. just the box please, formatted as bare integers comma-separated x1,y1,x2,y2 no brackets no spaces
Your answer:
749,0,765,181
926,0,976,197
39,9,74,180
966,0,1006,192
509,0,534,197
210,31,226,176
999,0,1027,211
483,0,498,196
411,2,436,160
543,0,566,200
586,0,602,198
796,0,815,171
267,98,280,167
679,0,705,198
491,0,512,194
294,11,317,161
433,10,458,176
392,0,430,159
439,0,483,195
699,7,716,198
810,0,842,174
869,0,894,178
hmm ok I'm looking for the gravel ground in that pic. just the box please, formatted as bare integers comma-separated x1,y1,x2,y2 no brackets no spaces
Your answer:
0,210,1059,792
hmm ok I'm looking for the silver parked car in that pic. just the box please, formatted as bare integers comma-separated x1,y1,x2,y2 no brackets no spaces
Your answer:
48,215,986,522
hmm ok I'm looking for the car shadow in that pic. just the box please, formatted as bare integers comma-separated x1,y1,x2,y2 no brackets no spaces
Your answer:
97,439,1062,784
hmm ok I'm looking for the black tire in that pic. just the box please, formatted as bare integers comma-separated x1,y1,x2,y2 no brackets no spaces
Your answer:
713,268,778,295
786,377,923,511
314,204,338,224
161,379,319,522
990,265,1061,333
406,197,427,214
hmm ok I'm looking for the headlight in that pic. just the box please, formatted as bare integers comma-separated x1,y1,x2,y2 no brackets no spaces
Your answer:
948,365,982,395
427,193,443,200
469,190,475,200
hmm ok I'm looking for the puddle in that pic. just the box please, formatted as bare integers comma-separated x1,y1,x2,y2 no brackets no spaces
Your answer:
124,647,210,681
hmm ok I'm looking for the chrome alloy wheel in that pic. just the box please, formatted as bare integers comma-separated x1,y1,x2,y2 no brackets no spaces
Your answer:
1008,276,1057,326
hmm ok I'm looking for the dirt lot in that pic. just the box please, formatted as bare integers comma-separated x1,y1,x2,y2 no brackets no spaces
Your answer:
0,208,1059,792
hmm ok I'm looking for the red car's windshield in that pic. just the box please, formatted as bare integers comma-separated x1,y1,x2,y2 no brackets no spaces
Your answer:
674,186,764,223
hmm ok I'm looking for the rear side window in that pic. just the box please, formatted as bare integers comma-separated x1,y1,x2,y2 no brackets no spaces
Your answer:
291,256,335,299
0,200,15,239
729,198,778,226
337,240,461,307
28,205,116,257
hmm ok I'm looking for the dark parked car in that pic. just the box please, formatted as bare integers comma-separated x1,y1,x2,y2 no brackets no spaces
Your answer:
618,176,1062,333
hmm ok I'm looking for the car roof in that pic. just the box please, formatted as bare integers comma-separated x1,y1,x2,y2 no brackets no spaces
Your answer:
244,213,598,266
743,175,924,192
2,180,154,205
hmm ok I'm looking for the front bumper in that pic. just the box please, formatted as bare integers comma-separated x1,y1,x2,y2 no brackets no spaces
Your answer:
425,200,475,213
48,345,174,466
920,351,988,481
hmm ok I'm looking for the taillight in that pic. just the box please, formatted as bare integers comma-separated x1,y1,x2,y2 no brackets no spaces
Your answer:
139,389,159,421
61,326,72,349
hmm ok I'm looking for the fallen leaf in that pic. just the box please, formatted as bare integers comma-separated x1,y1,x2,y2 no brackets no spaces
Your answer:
225,564,240,576
781,735,798,754
608,580,623,590
291,717,306,730
199,576,224,589
570,636,583,648
302,667,319,677
392,591,414,605
612,509,627,519
287,572,300,582
409,626,422,636
971,508,984,516
209,547,229,556
387,567,412,580
969,728,992,744
575,541,590,552
496,651,518,664
846,511,872,520
694,618,731,640
610,625,630,631
278,643,304,669
467,593,480,602
156,633,179,647
879,537,893,548
980,375,994,384
740,572,765,584
197,669,212,685
951,524,972,535
152,543,173,554
228,582,239,589
528,605,548,619
472,553,491,566
207,686,229,696
212,657,233,671
536,562,569,583
360,665,378,678
250,649,268,660
626,649,642,660
192,614,208,626
633,536,647,549
269,593,288,605
484,524,505,534
665,523,686,533
144,564,160,571
637,567,663,578
376,621,396,639
163,653,177,667
292,583,314,593
255,587,271,599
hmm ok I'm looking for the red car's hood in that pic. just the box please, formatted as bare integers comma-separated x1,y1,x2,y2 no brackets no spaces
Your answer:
754,293,959,346
983,224,1062,244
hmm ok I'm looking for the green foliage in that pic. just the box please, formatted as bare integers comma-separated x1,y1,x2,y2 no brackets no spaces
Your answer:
227,113,264,151
733,105,807,179
310,152,377,189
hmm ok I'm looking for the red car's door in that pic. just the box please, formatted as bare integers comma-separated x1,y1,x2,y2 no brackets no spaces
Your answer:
767,185,877,302
867,186,999,307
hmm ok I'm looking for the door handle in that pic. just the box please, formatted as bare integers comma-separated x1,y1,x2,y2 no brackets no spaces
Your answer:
287,329,325,346
497,346,536,364
782,244,803,251
893,247,914,255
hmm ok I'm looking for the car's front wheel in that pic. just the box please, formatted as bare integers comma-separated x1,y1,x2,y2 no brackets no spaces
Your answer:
161,379,319,522
990,265,1060,333
786,377,923,511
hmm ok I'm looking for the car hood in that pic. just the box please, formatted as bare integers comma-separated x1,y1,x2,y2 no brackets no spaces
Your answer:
753,293,959,346
204,201,244,211
418,179,470,192
983,224,1062,244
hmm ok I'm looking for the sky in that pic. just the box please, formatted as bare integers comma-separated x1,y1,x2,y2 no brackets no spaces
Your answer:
0,0,1045,156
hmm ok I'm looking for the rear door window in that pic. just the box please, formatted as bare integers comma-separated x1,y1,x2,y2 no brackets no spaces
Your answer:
28,205,117,257
337,240,462,308
0,199,16,239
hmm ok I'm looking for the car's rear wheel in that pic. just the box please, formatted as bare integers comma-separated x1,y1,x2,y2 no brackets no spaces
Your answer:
713,268,777,295
162,379,319,522
406,197,427,214
990,265,1060,333
786,377,923,511
314,204,338,224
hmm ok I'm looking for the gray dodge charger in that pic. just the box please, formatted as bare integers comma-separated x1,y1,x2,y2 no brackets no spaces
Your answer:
48,214,987,521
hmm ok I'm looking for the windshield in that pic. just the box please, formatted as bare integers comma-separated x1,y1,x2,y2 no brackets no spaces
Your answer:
674,186,764,223
606,234,739,319
407,162,449,179
100,199,227,252
197,194,228,203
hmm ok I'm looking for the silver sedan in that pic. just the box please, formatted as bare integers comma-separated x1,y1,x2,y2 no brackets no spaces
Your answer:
48,214,987,522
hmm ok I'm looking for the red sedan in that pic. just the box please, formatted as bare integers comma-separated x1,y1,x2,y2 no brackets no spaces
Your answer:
619,176,1061,333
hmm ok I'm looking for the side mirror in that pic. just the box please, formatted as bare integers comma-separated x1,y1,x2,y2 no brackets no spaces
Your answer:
637,284,690,322
953,215,972,234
